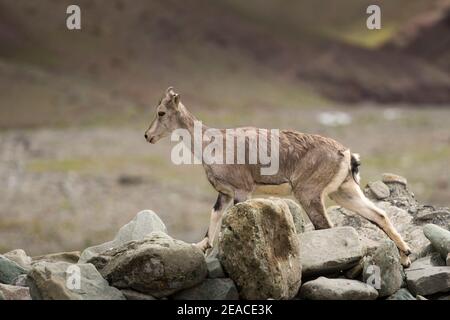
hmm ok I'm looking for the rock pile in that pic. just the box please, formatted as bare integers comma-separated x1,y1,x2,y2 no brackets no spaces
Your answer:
0,174,449,300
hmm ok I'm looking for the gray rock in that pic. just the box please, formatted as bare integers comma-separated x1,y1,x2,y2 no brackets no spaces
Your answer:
0,290,4,300
299,277,378,300
367,181,390,200
299,227,363,276
410,253,445,269
79,210,167,263
276,198,314,233
12,274,28,287
3,249,32,270
415,209,450,226
33,251,80,264
173,279,239,300
121,289,157,300
206,256,225,279
382,173,407,186
387,288,416,300
218,198,302,300
345,259,364,279
447,253,450,266
405,266,450,296
27,261,125,300
0,255,27,284
436,293,450,300
362,240,404,297
89,231,207,298
0,283,31,300
423,224,450,260
328,203,429,262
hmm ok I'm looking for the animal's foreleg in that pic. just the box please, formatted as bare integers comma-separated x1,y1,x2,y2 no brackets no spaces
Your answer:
203,193,232,250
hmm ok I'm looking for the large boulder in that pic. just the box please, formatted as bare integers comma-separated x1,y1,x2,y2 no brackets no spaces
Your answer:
362,240,404,297
299,227,364,276
0,284,31,300
27,261,124,300
173,279,239,300
79,210,167,263
0,255,27,284
218,199,302,300
423,224,450,260
299,277,378,300
89,231,207,298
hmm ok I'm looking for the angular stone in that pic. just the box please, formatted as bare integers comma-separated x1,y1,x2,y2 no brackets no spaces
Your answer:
367,181,390,200
277,198,314,233
12,274,28,287
0,255,27,284
328,203,429,261
173,279,239,300
33,251,80,264
299,227,363,276
89,231,207,298
79,210,167,263
219,199,302,300
3,249,32,270
423,224,450,260
387,288,416,300
0,283,31,300
410,253,445,269
206,256,225,279
382,173,407,186
362,240,404,297
405,266,450,296
299,277,378,300
27,261,125,300
415,209,450,224
121,289,157,300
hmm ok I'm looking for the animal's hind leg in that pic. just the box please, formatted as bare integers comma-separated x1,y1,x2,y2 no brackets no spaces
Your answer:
295,192,333,230
330,177,411,265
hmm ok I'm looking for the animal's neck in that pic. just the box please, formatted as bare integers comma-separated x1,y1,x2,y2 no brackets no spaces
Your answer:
177,103,211,153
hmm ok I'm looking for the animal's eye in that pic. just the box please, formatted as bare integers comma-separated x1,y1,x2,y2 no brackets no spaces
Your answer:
158,111,166,117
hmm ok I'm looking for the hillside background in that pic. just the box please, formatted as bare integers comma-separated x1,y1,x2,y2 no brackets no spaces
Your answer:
0,0,449,255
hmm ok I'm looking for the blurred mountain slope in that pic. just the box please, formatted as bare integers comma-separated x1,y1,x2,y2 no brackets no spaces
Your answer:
0,0,449,128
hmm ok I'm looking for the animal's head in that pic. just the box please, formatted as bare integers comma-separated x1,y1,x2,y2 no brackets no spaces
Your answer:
145,87,182,144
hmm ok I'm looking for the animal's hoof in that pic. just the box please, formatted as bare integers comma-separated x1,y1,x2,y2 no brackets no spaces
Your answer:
400,251,411,268
194,237,211,252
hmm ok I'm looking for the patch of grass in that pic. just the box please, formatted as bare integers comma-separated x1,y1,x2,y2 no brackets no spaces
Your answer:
26,155,167,173
327,24,397,48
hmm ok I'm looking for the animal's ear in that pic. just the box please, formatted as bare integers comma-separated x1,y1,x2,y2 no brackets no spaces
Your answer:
166,86,180,106
166,86,174,95
172,93,180,105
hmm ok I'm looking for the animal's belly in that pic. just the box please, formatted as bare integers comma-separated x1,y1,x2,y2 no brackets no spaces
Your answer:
253,183,292,196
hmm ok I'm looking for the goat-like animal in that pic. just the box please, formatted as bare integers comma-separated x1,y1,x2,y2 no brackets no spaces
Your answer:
145,87,412,266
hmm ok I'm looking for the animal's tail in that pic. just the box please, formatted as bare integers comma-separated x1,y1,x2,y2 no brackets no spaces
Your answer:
351,153,361,185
